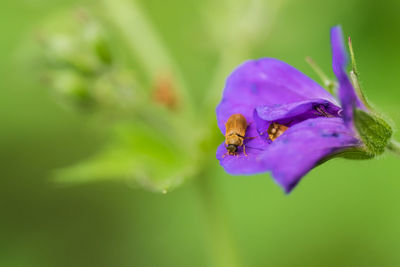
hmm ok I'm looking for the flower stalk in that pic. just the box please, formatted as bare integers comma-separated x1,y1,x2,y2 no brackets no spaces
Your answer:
196,174,242,267
305,56,336,94
387,140,400,156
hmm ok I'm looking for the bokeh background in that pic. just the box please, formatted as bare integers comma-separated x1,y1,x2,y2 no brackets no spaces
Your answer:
2,0,400,266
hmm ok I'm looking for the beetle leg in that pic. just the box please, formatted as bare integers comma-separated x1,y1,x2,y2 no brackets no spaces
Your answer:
259,121,272,136
243,145,248,156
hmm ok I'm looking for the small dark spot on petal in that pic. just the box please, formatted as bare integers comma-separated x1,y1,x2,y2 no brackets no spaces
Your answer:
320,131,340,138
282,139,289,144
332,132,340,138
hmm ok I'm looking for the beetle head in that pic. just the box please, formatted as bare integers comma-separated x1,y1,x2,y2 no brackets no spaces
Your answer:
227,134,242,146
227,144,237,154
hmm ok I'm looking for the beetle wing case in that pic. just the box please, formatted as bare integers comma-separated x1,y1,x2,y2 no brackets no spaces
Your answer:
225,113,247,137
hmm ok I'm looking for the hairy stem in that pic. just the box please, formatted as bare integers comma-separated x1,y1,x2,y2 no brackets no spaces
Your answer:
387,140,400,156
196,174,242,267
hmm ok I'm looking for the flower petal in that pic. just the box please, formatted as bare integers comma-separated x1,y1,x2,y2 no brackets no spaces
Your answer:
256,99,341,122
331,26,348,79
216,134,270,175
216,58,337,134
260,117,360,193
330,26,365,125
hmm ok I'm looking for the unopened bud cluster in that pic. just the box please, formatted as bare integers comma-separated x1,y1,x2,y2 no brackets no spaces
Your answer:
37,9,139,111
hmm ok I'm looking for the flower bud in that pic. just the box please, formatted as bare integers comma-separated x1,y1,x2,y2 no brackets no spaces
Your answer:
82,22,113,66
51,71,93,109
37,9,113,76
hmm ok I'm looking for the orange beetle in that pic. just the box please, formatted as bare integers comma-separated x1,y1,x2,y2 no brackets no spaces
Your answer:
224,113,249,156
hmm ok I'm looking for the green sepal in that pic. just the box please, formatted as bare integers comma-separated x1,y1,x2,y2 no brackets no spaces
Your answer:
317,147,374,166
333,147,374,160
354,109,392,156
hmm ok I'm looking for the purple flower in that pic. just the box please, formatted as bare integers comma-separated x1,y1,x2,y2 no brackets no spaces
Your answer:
216,26,369,193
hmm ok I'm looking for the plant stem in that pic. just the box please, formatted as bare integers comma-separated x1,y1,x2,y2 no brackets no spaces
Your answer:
387,140,400,156
305,56,336,94
195,173,242,267
101,0,194,116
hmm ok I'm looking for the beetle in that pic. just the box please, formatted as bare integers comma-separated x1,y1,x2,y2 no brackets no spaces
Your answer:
224,113,249,156
267,122,289,141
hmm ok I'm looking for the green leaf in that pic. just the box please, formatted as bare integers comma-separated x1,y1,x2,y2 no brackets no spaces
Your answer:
354,109,392,156
55,121,198,193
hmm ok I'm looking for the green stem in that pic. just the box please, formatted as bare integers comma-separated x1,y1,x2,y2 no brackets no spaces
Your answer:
100,0,198,154
387,140,400,156
101,0,194,116
305,56,336,94
196,174,242,267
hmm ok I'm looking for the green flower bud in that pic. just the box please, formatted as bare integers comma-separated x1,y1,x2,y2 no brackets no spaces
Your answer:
83,23,113,66
51,71,93,109
38,9,113,76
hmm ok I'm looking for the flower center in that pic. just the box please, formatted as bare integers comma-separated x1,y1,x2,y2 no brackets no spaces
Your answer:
314,104,335,117
256,102,341,142
267,105,333,141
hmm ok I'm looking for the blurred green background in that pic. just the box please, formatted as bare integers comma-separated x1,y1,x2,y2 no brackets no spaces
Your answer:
2,0,400,266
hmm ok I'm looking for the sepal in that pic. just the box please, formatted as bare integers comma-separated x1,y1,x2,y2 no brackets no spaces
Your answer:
354,109,392,156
